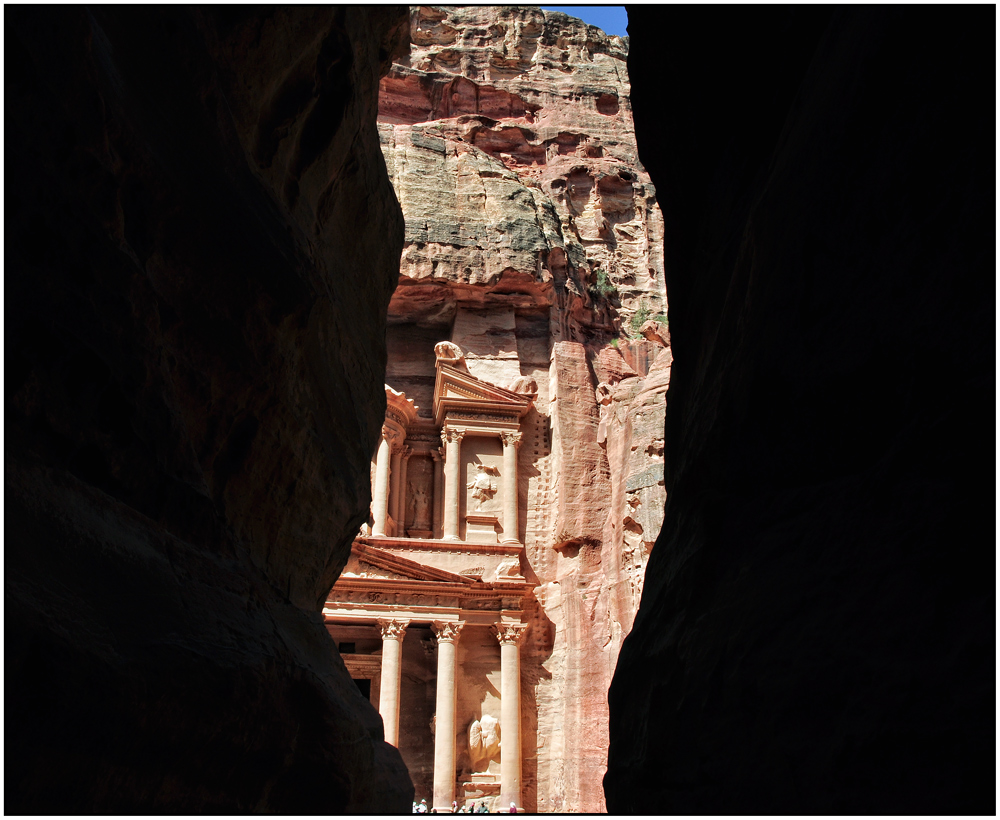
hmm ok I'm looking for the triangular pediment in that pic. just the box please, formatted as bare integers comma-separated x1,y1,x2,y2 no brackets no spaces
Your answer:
434,364,531,425
339,543,472,584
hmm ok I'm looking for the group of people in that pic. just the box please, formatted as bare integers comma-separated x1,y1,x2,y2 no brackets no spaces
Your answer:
411,799,518,813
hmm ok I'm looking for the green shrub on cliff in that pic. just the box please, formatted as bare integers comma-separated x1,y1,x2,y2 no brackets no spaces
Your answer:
628,303,652,336
589,268,617,299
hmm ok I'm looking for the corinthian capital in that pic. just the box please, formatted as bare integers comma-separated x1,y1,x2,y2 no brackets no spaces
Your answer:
432,620,466,644
441,428,465,446
500,431,523,448
494,622,528,646
382,425,402,448
377,618,410,640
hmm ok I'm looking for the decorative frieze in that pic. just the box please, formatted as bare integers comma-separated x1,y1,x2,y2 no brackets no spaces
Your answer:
449,411,520,424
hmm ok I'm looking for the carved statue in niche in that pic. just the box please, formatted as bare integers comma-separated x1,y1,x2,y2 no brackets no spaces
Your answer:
467,463,499,510
468,714,501,772
409,482,431,530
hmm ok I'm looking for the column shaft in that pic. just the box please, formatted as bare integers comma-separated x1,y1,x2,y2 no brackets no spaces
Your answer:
398,449,410,534
442,431,463,541
372,434,392,537
377,619,409,747
432,621,464,810
389,447,403,535
496,624,527,809
432,449,444,539
501,433,521,544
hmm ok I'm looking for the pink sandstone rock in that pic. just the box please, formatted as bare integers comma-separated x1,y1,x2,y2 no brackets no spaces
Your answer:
376,8,671,812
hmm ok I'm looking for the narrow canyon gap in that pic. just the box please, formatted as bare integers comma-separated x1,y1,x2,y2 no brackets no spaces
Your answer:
607,6,993,814
326,8,669,813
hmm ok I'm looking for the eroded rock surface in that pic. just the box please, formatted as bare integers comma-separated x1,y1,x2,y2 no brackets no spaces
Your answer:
7,6,413,812
377,8,669,811
607,7,993,814
380,5,665,341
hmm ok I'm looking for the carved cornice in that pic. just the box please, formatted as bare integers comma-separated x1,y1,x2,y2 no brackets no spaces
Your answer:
377,618,410,640
494,622,528,646
432,620,466,643
500,431,523,448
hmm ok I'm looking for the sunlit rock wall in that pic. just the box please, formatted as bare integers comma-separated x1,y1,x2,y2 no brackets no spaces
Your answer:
6,6,414,813
378,7,670,811
607,6,993,814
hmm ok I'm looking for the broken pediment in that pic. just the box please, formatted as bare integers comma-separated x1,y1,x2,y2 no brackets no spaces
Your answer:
340,543,474,585
433,359,532,428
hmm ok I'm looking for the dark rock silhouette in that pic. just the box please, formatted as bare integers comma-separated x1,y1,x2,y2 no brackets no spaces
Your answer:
6,6,413,813
606,7,993,814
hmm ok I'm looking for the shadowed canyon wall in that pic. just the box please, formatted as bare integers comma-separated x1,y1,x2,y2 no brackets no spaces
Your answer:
607,6,993,815
6,6,415,812
377,7,669,811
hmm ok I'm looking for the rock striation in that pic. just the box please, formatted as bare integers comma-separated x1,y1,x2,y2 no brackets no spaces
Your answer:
607,6,993,815
6,6,413,813
377,7,669,812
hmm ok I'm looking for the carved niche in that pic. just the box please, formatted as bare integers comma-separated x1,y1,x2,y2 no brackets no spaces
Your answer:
405,454,434,537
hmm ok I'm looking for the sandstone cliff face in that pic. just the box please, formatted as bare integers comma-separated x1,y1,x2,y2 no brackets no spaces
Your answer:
607,6,993,814
380,5,665,342
7,7,413,812
378,8,669,812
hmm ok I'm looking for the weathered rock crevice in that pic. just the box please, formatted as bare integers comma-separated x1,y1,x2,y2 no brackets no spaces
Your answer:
7,6,414,813
607,6,992,814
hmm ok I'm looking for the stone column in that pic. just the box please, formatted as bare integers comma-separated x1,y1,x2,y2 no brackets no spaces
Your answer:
431,447,445,539
377,618,410,747
389,444,403,535
397,446,411,534
432,620,465,810
372,429,393,537
495,622,528,809
442,429,464,541
500,432,522,544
